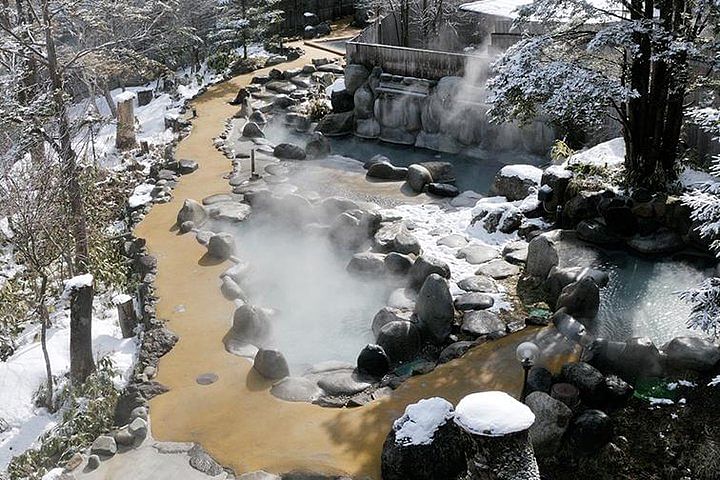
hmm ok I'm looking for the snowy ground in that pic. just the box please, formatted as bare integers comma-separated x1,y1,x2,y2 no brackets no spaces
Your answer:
0,289,139,470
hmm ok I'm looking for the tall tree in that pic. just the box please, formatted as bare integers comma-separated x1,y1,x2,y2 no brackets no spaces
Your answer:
487,0,720,191
213,0,285,59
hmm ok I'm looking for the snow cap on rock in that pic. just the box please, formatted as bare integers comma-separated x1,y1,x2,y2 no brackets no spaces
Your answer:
454,391,535,437
61,274,94,299
393,397,455,446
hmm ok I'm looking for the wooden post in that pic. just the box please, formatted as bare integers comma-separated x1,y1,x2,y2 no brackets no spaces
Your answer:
116,91,137,150
115,295,137,338
70,283,96,385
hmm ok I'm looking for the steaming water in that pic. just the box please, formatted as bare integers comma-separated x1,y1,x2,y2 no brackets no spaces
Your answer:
592,251,714,345
231,219,390,372
263,118,543,193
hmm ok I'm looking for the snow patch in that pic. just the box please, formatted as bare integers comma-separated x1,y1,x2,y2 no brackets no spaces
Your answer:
566,137,625,168
499,164,542,183
393,397,455,446
708,375,720,387
115,90,137,103
128,183,155,209
454,391,535,437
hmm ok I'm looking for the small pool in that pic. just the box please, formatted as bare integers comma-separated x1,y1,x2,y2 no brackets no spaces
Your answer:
592,251,715,345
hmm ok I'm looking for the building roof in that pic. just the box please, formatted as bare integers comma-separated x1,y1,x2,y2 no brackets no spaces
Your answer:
459,0,626,22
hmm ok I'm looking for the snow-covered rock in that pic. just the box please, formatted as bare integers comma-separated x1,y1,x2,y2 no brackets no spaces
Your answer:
393,397,455,446
454,391,535,437
566,137,625,168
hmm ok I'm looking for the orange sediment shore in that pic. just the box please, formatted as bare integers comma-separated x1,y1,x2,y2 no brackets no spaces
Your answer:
135,44,575,478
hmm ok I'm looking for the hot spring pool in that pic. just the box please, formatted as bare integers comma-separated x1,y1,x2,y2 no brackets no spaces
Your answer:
593,251,715,345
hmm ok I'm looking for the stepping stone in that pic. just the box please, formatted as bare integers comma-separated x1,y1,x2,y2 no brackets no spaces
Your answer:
461,311,506,337
317,370,372,396
271,377,322,402
475,259,520,279
454,292,495,311
456,244,499,264
457,275,498,293
264,164,290,176
503,241,529,264
196,373,219,385
437,234,469,248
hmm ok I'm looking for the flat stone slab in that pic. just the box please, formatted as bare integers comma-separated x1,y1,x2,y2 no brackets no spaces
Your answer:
456,244,499,264
317,370,372,396
454,292,495,311
271,377,322,402
474,259,520,279
457,275,498,293
503,241,529,264
461,310,507,337
208,202,251,223
437,234,469,248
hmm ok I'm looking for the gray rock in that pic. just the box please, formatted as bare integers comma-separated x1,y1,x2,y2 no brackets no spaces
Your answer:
273,95,297,109
577,219,622,245
619,337,664,379
437,234,468,248
385,252,414,275
556,277,600,319
526,366,553,395
208,202,251,223
456,244,499,265
663,336,720,372
439,341,476,363
374,221,407,251
231,304,271,346
254,349,290,380
357,344,390,377
305,132,331,158
177,199,207,227
189,445,224,476
570,409,613,454
475,259,520,279
270,377,321,402
202,193,235,205
406,164,432,193
420,161,455,183
367,161,408,181
354,84,375,120
113,428,135,447
315,111,354,136
461,310,506,337
491,165,542,201
320,196,360,219
540,165,573,211
274,143,306,160
560,362,604,401
377,321,422,364
525,392,572,457
345,64,370,94
355,117,381,138
177,159,199,174
502,241,529,264
627,228,685,254
454,292,494,311
86,454,100,471
415,274,455,345
408,255,451,289
317,370,372,396
207,233,235,260
249,111,267,125
220,276,247,301
347,252,386,276
91,435,117,457
546,266,608,303
392,230,421,256
242,121,264,138
427,183,460,197
457,275,498,293
128,417,148,441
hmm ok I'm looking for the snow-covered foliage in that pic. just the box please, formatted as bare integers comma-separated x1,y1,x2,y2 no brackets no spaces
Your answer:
681,105,720,337
212,0,285,59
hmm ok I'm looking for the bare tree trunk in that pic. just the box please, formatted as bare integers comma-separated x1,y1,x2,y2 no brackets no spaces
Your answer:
70,284,95,385
38,276,54,410
42,0,95,385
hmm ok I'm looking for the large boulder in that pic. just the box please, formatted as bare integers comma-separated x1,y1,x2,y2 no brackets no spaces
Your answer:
372,307,414,338
663,336,720,373
415,274,455,345
316,111,354,136
525,392,572,457
420,161,455,184
344,64,370,94
525,230,602,279
461,310,506,337
253,349,290,380
231,305,272,346
491,165,542,201
547,266,608,304
270,377,322,403
317,369,372,396
357,344,390,377
408,255,451,289
559,362,604,402
569,409,613,454
207,233,235,261
274,143,306,160
406,164,432,193
626,228,685,254
576,219,622,245
385,252,414,275
347,252,386,276
381,398,467,480
617,337,664,379
331,89,354,113
242,121,264,138
367,161,408,181
457,275,498,293
354,84,375,120
177,199,207,227
305,132,331,158
555,277,601,319
540,166,573,211
377,321,422,364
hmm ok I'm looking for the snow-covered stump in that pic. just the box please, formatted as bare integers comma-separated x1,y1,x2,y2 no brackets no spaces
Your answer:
381,397,469,480
455,391,540,480
116,91,137,150
66,274,96,385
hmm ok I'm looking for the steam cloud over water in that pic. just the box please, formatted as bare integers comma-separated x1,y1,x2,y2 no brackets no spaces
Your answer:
229,217,393,373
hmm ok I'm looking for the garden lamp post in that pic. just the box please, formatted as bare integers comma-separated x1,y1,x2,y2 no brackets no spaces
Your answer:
516,341,540,402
